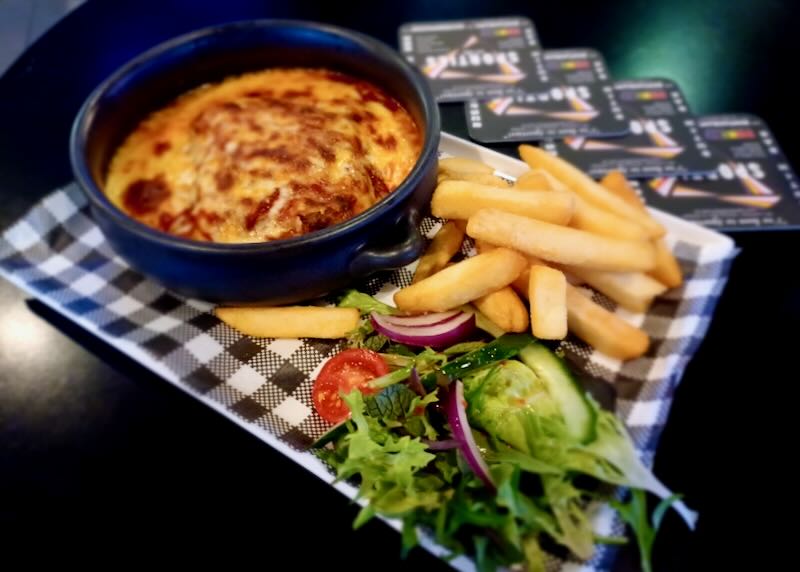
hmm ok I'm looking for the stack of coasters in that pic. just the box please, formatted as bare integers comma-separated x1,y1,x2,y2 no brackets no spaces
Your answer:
543,79,717,179
398,17,540,102
399,16,800,232
466,48,628,141
641,114,800,230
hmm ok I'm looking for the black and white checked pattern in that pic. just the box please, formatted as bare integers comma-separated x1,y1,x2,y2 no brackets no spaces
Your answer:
0,136,737,572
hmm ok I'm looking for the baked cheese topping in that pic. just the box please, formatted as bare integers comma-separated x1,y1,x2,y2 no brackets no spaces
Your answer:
105,68,422,242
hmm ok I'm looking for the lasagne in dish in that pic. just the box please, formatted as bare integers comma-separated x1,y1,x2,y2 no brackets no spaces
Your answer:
105,68,422,243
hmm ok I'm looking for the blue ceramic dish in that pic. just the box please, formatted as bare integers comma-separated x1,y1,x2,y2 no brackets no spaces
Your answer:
70,20,440,304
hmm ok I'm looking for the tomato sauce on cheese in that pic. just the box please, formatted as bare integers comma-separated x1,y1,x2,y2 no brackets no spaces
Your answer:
105,68,422,242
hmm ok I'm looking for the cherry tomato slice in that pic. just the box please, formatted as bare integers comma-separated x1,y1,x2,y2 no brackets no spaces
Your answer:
312,348,389,424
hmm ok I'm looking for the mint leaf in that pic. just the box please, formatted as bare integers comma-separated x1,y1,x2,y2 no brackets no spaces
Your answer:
364,384,417,419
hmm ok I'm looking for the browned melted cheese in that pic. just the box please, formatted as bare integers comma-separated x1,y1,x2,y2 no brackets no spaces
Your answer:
105,68,422,242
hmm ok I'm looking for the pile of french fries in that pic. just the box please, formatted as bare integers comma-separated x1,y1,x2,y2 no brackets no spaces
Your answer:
215,146,683,360
396,148,683,360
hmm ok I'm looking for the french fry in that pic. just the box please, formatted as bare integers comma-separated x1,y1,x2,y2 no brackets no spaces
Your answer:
518,145,665,238
510,259,650,360
215,306,360,339
473,286,530,333
394,247,527,313
565,285,650,360
412,221,466,283
528,169,568,192
477,240,588,285
512,264,531,296
473,238,496,254
467,208,656,272
564,271,585,287
438,157,494,176
599,171,683,288
528,265,567,339
649,238,684,288
600,170,647,210
510,258,584,289
560,265,668,313
564,193,651,241
432,181,574,225
514,169,556,191
438,171,512,187
510,252,546,296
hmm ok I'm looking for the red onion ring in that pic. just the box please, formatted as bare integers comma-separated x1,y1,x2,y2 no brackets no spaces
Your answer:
371,311,475,349
422,439,461,451
406,367,426,397
379,310,462,327
445,380,496,491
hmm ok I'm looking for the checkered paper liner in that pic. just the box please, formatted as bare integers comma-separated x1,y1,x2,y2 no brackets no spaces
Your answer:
0,133,736,571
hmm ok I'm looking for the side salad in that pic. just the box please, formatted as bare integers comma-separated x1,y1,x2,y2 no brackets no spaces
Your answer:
311,290,696,572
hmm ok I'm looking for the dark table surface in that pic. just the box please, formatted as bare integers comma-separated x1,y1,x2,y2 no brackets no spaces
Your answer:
1,0,797,569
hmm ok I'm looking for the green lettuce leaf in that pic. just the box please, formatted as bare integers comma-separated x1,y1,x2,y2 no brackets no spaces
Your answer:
368,366,414,390
378,348,448,375
401,515,419,558
463,360,561,455
521,534,547,572
339,290,398,315
611,489,681,572
320,335,692,571
336,391,444,521
443,341,487,355
484,441,562,476
345,318,388,351
573,409,698,530
542,475,595,560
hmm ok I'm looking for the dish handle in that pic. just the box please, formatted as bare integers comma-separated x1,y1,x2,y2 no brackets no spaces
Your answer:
349,209,424,277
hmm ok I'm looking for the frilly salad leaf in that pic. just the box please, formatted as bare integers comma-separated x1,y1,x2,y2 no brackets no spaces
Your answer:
379,348,449,380
345,318,388,352
338,290,397,315
336,391,444,523
338,290,396,351
316,330,695,570
327,388,561,570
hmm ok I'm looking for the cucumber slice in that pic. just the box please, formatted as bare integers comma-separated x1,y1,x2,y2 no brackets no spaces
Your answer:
519,343,597,443
441,333,533,379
